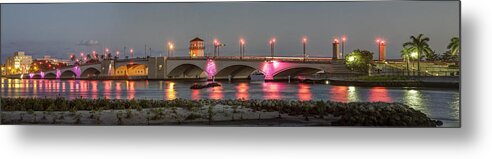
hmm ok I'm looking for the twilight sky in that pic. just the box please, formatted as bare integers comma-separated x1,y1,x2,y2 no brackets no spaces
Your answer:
1,2,459,63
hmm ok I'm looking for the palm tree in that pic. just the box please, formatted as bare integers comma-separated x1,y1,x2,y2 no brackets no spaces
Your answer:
403,34,433,76
400,46,415,76
447,37,460,56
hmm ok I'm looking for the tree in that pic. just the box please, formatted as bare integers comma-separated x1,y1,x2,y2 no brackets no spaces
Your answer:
441,50,459,62
345,49,374,72
425,50,440,61
447,37,460,56
400,46,415,76
403,34,433,76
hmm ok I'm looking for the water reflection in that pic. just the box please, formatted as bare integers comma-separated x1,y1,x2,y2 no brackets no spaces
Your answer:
369,87,392,102
298,83,312,101
262,82,284,99
209,86,224,100
191,89,200,100
403,89,427,114
165,82,176,100
1,78,460,126
235,82,249,100
330,86,348,102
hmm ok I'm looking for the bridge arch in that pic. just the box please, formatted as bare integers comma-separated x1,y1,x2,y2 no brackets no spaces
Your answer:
167,64,207,79
32,74,42,79
272,67,323,80
215,65,257,80
60,70,77,79
81,67,101,78
45,73,56,79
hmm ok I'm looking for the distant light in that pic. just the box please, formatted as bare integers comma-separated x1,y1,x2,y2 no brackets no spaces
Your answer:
130,49,134,53
411,52,418,58
376,39,380,43
342,36,346,41
334,38,339,43
347,56,355,62
105,48,109,52
303,37,307,43
381,40,386,44
240,38,245,45
272,38,276,43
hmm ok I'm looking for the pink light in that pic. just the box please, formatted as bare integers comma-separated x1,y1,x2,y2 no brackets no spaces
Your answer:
105,48,109,52
40,72,45,78
206,59,217,79
213,39,219,46
381,40,386,44
29,73,34,79
334,38,339,43
56,69,61,79
240,38,245,45
272,38,276,43
302,37,307,43
376,39,381,43
116,51,120,56
342,36,346,41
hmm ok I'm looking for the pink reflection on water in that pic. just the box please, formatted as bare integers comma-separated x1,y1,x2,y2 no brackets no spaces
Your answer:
262,82,284,100
191,89,200,100
91,81,98,99
298,83,312,101
330,86,348,102
209,86,223,100
127,81,135,99
369,87,392,102
235,82,249,100
103,81,111,99
115,82,122,99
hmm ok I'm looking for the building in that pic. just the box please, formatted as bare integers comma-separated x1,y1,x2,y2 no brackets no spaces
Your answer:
1,64,6,76
189,37,205,57
6,51,33,75
36,55,70,65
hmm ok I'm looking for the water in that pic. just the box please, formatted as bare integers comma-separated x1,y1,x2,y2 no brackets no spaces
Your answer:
0,78,460,127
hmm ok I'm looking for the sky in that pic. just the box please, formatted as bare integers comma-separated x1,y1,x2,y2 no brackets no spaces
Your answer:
0,2,459,63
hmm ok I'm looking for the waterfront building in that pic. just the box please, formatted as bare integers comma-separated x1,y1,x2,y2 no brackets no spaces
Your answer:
6,51,33,75
1,64,6,76
189,37,205,57
30,55,70,72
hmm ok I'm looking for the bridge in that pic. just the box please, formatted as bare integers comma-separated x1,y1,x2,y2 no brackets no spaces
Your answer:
21,56,353,81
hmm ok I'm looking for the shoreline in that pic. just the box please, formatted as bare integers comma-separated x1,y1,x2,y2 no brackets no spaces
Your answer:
1,97,444,127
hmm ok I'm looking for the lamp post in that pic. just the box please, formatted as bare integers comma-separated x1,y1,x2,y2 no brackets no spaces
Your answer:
240,38,245,59
168,42,174,57
270,38,276,58
302,37,307,62
213,39,219,57
105,48,109,59
130,48,134,58
376,39,381,61
341,36,346,58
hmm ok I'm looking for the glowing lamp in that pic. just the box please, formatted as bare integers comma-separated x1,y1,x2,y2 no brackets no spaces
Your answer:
347,56,355,62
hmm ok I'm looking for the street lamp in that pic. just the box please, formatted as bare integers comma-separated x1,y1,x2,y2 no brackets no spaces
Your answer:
269,38,276,58
213,39,219,57
240,38,245,59
302,37,307,62
168,42,174,57
130,48,134,58
341,36,346,58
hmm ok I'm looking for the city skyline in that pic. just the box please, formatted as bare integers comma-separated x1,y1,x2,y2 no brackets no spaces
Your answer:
1,2,459,63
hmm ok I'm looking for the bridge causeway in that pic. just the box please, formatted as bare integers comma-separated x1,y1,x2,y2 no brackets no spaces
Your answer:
19,56,353,81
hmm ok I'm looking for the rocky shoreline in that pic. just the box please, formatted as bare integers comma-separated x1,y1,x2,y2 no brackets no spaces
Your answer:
0,98,442,127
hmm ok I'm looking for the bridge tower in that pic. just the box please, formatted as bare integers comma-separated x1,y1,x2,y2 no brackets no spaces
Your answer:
189,37,205,58
332,39,340,60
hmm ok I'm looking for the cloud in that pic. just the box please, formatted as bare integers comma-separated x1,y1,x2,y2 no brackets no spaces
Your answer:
77,40,100,46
